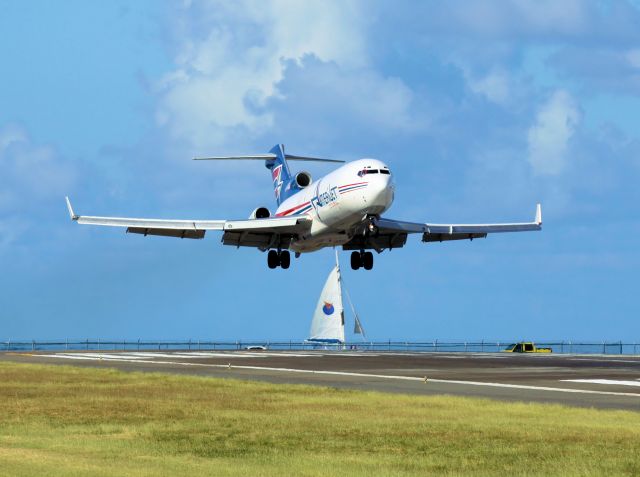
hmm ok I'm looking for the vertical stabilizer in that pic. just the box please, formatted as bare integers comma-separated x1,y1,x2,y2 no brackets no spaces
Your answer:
266,144,292,206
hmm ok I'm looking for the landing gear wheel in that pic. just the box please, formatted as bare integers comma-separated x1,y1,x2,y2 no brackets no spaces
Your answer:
350,251,361,270
280,250,291,269
267,250,279,269
362,251,374,270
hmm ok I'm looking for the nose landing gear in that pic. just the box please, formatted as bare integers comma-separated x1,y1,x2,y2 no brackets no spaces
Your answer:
267,250,291,269
364,216,379,236
350,250,374,270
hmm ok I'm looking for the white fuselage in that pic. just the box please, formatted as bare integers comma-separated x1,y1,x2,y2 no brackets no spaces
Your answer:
275,159,395,252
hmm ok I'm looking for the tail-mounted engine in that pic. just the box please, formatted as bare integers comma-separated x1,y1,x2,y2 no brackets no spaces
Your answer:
289,171,312,191
248,207,271,219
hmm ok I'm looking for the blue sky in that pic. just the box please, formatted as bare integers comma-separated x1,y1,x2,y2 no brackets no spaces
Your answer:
1,0,639,342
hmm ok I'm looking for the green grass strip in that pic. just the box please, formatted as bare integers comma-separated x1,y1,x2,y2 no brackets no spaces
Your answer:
0,361,639,476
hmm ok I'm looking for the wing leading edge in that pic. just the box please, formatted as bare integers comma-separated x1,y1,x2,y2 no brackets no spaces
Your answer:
65,197,311,249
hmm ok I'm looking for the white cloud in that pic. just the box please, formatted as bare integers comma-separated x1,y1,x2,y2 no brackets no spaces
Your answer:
0,123,73,212
0,124,27,150
156,0,373,151
627,49,640,69
465,68,511,104
527,90,580,175
426,0,589,39
0,123,76,251
268,57,421,139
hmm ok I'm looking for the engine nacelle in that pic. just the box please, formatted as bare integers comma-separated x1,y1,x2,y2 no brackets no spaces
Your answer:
248,207,271,219
294,171,312,189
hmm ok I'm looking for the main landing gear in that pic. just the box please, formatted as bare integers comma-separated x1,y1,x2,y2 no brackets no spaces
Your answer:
351,251,374,271
267,250,290,269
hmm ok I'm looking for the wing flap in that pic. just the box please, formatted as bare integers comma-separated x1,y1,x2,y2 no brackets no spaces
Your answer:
222,217,312,250
342,233,408,251
127,227,206,239
222,231,296,249
422,232,487,243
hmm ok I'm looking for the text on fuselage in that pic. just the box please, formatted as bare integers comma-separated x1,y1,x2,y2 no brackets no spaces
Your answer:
312,186,338,208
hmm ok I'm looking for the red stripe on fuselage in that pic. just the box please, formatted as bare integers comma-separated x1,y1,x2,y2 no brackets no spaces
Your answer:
338,181,367,190
340,187,366,195
275,181,368,217
275,201,311,217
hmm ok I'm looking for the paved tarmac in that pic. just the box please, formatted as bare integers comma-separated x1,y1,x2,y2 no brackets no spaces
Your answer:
2,350,640,410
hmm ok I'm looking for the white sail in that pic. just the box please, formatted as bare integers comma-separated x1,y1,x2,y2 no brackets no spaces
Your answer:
308,261,345,344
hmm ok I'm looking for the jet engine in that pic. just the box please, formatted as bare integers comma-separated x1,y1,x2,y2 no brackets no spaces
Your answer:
293,171,312,188
248,207,271,219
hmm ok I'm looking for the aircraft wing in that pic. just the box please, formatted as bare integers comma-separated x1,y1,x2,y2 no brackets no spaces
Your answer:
343,204,542,251
65,197,311,250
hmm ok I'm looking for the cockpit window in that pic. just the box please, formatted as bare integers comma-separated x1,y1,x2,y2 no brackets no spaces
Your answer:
357,169,379,177
358,167,391,177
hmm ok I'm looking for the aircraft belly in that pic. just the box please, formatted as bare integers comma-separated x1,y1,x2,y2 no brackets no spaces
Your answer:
291,232,351,253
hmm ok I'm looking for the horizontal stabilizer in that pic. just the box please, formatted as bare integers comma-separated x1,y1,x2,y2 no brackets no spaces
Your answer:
194,154,275,161
194,154,344,163
284,154,345,163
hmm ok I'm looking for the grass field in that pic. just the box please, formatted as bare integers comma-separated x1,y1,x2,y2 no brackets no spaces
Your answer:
1,362,639,476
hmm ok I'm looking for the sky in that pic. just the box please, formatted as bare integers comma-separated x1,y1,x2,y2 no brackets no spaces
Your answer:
1,0,639,342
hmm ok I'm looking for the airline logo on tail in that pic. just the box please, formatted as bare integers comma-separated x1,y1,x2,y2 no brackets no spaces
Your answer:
272,164,284,200
322,302,335,315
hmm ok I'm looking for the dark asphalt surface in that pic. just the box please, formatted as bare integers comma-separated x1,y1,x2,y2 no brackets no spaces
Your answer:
2,350,639,410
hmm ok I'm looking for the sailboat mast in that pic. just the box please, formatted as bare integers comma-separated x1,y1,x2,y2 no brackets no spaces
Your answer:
337,249,367,341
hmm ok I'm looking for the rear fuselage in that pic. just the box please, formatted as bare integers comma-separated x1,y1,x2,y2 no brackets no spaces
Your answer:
275,159,395,252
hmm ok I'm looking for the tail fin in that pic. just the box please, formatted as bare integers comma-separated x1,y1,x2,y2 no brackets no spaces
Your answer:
193,143,344,206
266,144,292,205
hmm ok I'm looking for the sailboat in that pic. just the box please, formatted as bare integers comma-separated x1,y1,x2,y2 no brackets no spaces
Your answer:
307,251,366,345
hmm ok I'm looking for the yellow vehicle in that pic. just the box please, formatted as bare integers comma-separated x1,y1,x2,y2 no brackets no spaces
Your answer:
503,342,552,353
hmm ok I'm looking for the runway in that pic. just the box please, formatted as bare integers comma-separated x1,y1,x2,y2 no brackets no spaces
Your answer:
2,350,640,410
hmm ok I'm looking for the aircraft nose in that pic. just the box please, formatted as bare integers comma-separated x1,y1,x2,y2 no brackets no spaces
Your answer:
366,175,394,211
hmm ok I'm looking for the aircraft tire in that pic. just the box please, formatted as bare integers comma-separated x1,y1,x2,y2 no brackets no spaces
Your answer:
267,250,279,269
280,250,291,269
350,251,361,270
363,251,374,270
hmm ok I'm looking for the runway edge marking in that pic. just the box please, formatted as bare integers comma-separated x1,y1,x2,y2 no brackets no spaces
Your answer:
562,379,640,387
31,355,640,399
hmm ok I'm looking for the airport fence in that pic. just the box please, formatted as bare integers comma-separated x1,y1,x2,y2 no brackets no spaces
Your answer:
1,339,639,355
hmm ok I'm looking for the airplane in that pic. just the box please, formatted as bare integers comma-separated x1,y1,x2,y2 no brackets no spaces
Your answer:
65,144,542,270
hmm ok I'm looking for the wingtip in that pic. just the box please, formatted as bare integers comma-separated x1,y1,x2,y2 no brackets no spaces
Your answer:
535,203,542,225
65,196,78,221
